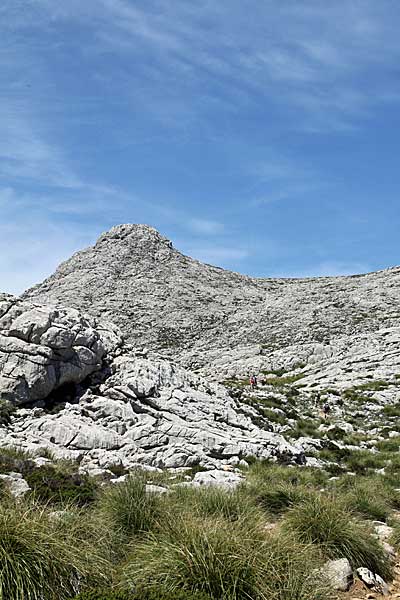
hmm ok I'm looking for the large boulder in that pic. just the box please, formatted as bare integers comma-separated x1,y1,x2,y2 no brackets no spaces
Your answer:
0,295,122,404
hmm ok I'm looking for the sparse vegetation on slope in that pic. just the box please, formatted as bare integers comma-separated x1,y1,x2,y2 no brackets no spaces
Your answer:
0,447,396,599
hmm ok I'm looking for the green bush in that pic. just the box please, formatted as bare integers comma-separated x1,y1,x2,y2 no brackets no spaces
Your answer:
25,465,98,506
344,449,385,474
376,438,400,452
249,482,307,515
289,419,322,439
263,374,305,386
246,461,327,489
344,482,391,521
260,408,287,425
390,521,400,552
283,492,392,579
383,403,400,417
352,381,390,392
121,514,331,600
0,501,108,599
170,485,258,523
318,446,352,463
0,446,34,474
98,473,161,539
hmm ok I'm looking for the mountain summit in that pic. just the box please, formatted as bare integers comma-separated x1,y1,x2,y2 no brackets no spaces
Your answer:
25,224,400,375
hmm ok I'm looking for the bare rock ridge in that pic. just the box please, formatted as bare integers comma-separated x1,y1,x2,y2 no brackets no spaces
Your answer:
24,224,400,375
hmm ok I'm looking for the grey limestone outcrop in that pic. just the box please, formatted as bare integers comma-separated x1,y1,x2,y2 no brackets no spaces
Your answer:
23,224,400,378
0,349,304,470
0,294,122,404
2,224,400,471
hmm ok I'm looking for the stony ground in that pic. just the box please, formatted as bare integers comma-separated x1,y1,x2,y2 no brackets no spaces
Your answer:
339,556,400,599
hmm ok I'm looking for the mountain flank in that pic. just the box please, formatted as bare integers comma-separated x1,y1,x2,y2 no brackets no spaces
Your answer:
24,224,400,374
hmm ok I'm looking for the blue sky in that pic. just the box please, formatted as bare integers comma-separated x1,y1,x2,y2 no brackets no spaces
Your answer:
2,0,400,294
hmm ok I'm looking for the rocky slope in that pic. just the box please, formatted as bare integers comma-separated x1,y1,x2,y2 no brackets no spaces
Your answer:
0,296,303,471
24,224,400,376
0,223,399,474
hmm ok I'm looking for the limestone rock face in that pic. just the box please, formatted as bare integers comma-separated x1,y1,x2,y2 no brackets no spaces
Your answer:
23,224,400,376
0,295,122,404
0,353,304,470
0,472,31,498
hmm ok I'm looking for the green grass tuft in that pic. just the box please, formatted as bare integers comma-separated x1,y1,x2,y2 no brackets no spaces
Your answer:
283,492,392,579
98,473,161,539
121,514,331,600
0,500,109,599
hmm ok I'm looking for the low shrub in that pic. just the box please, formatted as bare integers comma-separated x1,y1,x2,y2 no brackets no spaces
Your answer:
289,419,322,439
248,482,307,515
344,482,391,521
0,501,108,599
25,465,98,506
383,403,400,417
376,438,400,453
98,473,161,539
318,446,352,463
171,485,258,523
390,521,400,552
344,449,385,474
342,390,368,404
283,492,392,579
246,461,327,488
261,408,287,425
121,514,331,600
0,446,34,474
263,374,305,386
0,400,16,425
352,381,390,392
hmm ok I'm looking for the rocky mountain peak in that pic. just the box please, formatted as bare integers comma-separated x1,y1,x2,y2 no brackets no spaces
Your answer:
96,223,174,250
24,224,400,376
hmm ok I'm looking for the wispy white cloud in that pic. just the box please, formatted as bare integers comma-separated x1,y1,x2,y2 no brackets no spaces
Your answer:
188,218,225,235
247,155,325,206
76,0,400,131
3,1,400,134
0,114,81,189
0,219,99,295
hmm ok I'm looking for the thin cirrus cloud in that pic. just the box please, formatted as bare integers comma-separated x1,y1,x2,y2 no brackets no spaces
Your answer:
1,0,400,294
188,218,225,235
6,0,400,130
85,0,400,129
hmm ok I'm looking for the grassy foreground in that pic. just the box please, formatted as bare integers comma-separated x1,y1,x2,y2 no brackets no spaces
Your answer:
0,451,398,600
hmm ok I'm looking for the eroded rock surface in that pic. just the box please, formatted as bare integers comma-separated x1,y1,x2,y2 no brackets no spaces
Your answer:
23,224,400,376
0,295,122,404
0,353,304,470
